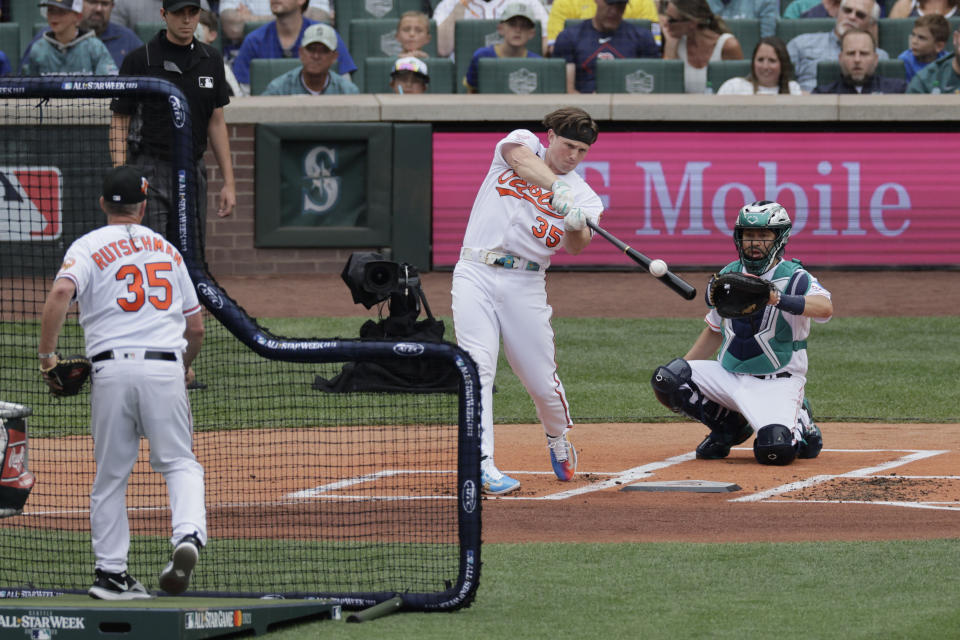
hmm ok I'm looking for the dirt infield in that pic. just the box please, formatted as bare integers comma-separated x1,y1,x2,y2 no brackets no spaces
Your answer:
213,270,960,544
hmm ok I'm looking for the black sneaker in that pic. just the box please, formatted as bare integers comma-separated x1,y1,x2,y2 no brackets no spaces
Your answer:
88,569,152,600
159,533,202,595
695,423,754,459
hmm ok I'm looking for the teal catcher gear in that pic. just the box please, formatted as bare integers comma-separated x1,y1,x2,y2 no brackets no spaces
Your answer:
734,201,792,275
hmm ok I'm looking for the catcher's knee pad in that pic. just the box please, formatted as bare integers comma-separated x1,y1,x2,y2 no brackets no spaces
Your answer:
0,404,35,518
651,358,693,412
753,424,797,466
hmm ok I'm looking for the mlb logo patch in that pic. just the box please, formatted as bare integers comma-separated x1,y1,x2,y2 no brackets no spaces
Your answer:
0,167,63,241
199,76,214,89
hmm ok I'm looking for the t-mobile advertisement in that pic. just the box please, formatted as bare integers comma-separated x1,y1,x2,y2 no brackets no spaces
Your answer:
432,131,958,268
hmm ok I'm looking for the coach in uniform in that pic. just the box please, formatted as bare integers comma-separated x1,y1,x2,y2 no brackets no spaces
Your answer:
38,166,207,599
651,201,832,466
452,106,603,495
109,0,236,245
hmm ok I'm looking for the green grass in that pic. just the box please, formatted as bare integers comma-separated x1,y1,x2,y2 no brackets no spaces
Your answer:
253,540,960,639
262,316,960,423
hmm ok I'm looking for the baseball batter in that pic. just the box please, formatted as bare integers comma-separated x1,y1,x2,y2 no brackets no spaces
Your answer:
452,106,603,494
651,200,833,466
38,166,206,599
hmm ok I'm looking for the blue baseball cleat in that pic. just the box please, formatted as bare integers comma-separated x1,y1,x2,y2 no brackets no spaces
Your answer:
481,466,520,495
547,432,577,481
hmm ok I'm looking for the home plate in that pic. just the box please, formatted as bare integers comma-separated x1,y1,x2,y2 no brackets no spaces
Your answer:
621,480,741,493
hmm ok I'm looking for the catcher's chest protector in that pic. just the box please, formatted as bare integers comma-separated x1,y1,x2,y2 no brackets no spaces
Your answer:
0,405,35,517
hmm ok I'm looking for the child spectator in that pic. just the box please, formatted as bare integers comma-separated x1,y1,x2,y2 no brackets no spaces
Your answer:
20,0,116,75
465,1,541,93
197,10,243,96
898,13,949,81
396,10,432,59
390,56,430,93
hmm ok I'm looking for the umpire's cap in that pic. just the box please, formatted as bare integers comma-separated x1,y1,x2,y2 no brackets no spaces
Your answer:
102,166,149,204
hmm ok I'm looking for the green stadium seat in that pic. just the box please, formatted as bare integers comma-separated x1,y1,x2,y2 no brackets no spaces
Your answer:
349,18,438,93
364,56,454,93
725,18,760,58
0,23,21,71
249,58,301,95
815,58,906,87
455,19,542,93
243,21,272,36
135,22,165,45
333,0,425,50
877,18,914,55
594,58,685,93
707,59,752,89
775,17,835,45
476,57,565,94
10,0,44,59
949,17,960,53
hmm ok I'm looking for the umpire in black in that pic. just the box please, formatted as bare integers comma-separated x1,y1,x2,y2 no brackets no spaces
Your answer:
109,0,236,243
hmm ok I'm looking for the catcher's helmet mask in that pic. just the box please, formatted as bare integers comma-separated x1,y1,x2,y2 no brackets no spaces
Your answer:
733,200,792,275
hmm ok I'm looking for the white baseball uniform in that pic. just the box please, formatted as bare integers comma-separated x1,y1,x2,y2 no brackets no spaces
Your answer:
451,129,602,468
690,259,832,442
56,223,206,573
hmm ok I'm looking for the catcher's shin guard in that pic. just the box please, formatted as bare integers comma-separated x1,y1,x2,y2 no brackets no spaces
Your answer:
651,359,753,457
0,403,35,517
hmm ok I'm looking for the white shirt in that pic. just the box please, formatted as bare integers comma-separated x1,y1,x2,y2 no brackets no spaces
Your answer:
678,32,733,94
433,0,550,33
717,76,803,95
461,129,603,267
55,223,201,358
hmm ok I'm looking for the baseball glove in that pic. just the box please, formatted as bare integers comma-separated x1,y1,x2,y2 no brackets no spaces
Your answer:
40,354,92,397
707,272,774,319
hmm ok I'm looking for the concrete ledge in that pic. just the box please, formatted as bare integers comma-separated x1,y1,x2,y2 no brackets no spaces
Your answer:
221,93,960,124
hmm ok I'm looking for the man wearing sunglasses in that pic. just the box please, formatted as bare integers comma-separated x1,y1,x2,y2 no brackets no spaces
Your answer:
787,0,888,92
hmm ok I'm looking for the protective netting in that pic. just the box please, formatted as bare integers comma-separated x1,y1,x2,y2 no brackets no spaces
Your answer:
0,81,480,610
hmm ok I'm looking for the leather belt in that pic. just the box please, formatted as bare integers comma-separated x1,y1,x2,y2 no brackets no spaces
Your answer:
460,248,543,272
91,350,177,363
752,371,792,380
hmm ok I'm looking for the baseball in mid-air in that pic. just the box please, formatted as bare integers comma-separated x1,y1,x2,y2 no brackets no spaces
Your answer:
649,259,668,277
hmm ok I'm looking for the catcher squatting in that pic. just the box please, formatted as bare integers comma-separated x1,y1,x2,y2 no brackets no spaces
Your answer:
652,200,833,466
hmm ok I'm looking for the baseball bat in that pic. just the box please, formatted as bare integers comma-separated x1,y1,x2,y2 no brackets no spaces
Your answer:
585,219,697,300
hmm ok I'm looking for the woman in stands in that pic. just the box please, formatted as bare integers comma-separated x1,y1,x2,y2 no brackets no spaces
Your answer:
718,36,804,94
661,0,743,93
888,0,958,18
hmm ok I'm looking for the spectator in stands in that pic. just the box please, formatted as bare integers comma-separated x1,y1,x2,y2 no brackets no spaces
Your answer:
434,0,550,57
786,0,887,92
109,0,212,30
706,0,778,38
21,0,117,75
888,0,958,18
218,0,331,44
396,10,433,59
553,0,659,93
261,22,358,94
813,28,907,92
718,35,804,93
231,0,355,96
197,9,242,95
782,0,841,18
390,55,430,93
907,20,960,91
465,1,541,92
80,0,142,66
661,0,743,93
899,14,950,81
546,0,658,55
0,51,9,75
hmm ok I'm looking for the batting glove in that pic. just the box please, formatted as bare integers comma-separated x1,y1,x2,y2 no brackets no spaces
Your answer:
564,207,587,231
550,180,574,216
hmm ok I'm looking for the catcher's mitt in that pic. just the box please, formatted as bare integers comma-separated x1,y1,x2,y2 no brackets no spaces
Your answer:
40,354,92,397
707,272,774,319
